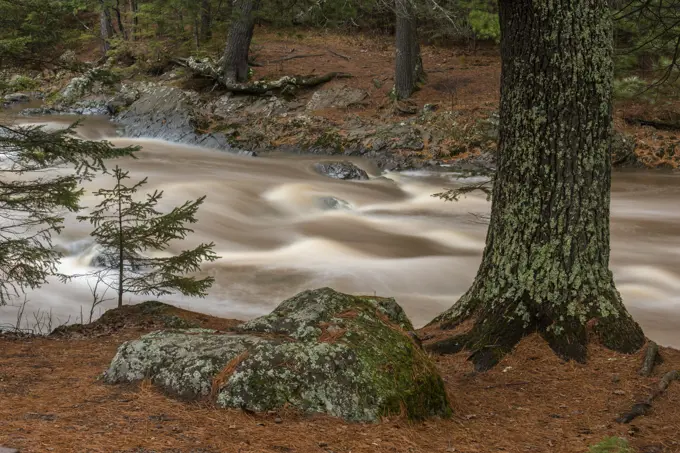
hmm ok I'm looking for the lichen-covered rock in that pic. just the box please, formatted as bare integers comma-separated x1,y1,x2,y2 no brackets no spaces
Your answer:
314,161,369,180
107,330,263,399
61,68,120,101
104,288,451,422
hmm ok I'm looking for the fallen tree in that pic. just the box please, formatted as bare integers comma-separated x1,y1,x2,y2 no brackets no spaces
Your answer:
172,56,351,94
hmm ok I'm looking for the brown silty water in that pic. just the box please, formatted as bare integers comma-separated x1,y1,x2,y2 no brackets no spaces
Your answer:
1,117,679,348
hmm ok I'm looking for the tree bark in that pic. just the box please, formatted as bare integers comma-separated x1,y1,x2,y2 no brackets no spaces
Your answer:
201,0,213,42
222,0,260,83
429,0,645,370
129,0,138,41
114,0,127,39
99,0,115,54
394,0,425,100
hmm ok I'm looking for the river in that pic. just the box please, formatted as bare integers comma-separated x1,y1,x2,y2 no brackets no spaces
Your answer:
1,116,679,348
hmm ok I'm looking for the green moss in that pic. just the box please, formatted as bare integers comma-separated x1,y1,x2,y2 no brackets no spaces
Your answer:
588,437,634,453
7,75,39,92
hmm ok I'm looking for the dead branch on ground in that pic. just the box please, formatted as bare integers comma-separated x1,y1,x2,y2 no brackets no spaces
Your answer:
617,370,680,423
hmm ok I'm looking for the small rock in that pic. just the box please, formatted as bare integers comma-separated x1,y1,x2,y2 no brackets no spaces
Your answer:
314,161,369,180
274,417,283,424
0,447,19,453
613,390,626,395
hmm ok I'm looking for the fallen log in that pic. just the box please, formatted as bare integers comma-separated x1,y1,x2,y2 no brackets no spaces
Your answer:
173,56,351,94
624,117,680,131
616,370,680,423
639,341,661,377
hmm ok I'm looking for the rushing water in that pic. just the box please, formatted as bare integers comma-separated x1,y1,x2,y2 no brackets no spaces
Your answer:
1,116,679,348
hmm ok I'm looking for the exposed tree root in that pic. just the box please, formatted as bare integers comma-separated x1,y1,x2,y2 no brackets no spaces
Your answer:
173,56,351,94
328,49,350,60
427,294,645,372
616,370,680,423
594,313,646,354
639,341,661,377
269,53,325,63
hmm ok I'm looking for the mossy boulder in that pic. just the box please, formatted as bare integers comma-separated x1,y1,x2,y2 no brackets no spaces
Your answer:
104,288,451,422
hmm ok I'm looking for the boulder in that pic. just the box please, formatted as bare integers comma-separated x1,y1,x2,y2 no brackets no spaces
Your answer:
105,288,451,422
314,161,369,180
114,84,253,155
4,93,30,104
306,87,368,111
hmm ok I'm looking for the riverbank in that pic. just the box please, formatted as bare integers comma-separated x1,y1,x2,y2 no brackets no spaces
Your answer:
1,303,679,453
3,29,678,172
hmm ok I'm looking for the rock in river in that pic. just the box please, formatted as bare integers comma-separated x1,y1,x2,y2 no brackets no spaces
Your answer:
314,161,369,180
104,288,451,422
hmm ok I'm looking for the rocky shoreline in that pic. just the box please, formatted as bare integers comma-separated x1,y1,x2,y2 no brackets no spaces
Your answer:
5,67,649,174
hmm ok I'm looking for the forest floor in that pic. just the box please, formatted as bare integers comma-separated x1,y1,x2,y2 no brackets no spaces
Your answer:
1,305,680,453
166,28,679,169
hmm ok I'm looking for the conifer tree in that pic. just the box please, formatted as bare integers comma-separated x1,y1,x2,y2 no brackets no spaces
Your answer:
78,166,218,307
0,123,137,305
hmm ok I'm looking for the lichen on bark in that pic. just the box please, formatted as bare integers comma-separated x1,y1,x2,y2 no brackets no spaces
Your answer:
429,0,645,370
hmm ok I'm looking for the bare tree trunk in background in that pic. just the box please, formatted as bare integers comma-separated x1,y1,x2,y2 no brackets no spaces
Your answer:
129,0,138,41
201,0,213,42
429,0,645,371
114,0,127,39
99,0,115,54
223,0,260,83
194,18,201,49
394,0,424,100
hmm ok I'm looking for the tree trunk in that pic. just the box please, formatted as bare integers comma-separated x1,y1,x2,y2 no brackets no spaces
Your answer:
99,0,115,54
114,0,127,39
129,0,138,41
201,0,213,42
394,0,425,100
429,0,645,371
222,0,260,83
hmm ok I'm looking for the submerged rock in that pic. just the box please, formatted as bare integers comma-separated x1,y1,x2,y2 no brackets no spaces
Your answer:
314,161,369,180
105,288,451,421
318,196,352,210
